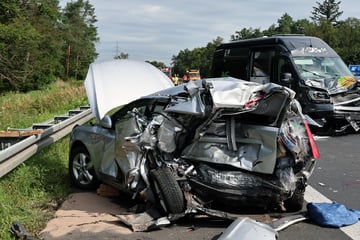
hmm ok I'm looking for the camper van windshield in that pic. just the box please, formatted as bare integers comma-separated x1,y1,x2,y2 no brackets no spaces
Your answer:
294,56,353,79
293,56,355,90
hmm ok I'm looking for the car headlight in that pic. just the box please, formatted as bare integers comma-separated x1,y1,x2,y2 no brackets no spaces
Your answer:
307,90,331,103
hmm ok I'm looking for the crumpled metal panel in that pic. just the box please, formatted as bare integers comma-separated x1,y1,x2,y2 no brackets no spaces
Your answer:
152,114,183,154
113,115,143,179
164,81,207,116
181,124,278,174
205,78,295,110
333,92,360,110
304,76,357,95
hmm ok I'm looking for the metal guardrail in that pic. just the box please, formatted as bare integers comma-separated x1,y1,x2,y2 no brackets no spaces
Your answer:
0,106,94,178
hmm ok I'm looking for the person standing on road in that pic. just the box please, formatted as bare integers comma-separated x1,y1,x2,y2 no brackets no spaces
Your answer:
173,74,179,85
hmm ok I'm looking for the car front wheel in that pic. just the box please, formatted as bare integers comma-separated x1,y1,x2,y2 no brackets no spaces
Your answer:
69,145,99,190
151,168,185,214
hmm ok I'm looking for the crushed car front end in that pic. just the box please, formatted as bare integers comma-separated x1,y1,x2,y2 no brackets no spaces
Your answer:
70,60,319,219
143,78,319,212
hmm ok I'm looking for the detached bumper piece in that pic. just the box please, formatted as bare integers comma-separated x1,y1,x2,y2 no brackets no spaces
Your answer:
114,207,171,232
218,217,278,240
218,213,309,240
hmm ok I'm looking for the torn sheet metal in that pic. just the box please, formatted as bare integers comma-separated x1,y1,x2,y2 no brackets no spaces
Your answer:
218,212,308,240
206,78,295,110
114,207,170,232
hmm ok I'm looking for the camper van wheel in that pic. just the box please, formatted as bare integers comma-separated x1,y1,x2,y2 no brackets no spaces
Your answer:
150,168,185,214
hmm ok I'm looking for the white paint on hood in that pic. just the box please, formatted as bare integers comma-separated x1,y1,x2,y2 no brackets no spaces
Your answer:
84,60,174,121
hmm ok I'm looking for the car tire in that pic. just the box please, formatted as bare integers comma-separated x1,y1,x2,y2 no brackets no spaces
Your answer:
150,168,185,214
69,145,99,190
284,188,305,212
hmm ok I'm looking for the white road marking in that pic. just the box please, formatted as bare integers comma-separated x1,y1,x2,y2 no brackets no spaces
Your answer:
305,185,360,240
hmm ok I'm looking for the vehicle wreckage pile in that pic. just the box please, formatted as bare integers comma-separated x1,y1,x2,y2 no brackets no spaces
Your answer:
69,60,320,231
129,79,318,213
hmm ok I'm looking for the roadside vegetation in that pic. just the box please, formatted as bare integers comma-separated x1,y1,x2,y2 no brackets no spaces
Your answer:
0,80,88,239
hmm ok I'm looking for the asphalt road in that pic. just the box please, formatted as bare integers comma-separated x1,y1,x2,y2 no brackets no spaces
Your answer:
40,133,360,240
280,133,360,240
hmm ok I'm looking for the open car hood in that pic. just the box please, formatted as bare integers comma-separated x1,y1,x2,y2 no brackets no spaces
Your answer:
84,60,174,122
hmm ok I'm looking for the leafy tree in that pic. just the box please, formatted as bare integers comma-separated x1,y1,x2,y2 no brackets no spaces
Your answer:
231,14,313,40
307,1,344,53
311,0,343,25
0,21,42,91
306,19,338,47
276,13,294,33
335,18,360,64
62,0,98,80
230,27,263,41
0,0,20,24
0,0,62,92
292,19,313,34
171,37,223,78
22,0,64,88
0,0,99,93
146,61,166,69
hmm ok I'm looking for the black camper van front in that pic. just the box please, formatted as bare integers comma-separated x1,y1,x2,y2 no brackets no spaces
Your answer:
211,35,360,134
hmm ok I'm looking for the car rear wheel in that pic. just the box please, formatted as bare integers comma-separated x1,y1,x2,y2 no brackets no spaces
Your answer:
69,145,99,190
151,168,185,214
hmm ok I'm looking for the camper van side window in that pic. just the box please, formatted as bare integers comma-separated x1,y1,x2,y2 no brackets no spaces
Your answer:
251,50,275,77
222,47,249,79
249,49,275,84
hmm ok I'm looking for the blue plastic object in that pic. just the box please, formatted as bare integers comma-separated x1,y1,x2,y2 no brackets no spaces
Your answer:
307,202,360,228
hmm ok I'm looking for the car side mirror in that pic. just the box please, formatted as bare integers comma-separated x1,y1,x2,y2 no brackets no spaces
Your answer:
100,115,112,129
281,72,293,84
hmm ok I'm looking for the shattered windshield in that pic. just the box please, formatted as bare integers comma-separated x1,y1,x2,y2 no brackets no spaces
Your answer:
293,56,356,91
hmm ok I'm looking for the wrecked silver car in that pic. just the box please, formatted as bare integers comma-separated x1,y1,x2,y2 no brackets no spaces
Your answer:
69,60,319,221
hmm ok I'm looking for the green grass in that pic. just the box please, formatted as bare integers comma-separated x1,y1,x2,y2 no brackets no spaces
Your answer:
0,80,87,129
0,81,88,239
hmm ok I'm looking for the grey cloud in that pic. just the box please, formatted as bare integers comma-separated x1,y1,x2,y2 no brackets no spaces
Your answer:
60,0,360,65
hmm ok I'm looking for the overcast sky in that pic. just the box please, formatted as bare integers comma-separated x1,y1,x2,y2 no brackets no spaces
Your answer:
60,0,360,66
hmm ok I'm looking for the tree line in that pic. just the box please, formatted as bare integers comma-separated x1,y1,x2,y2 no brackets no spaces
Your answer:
0,0,97,93
1,0,359,93
171,0,360,78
